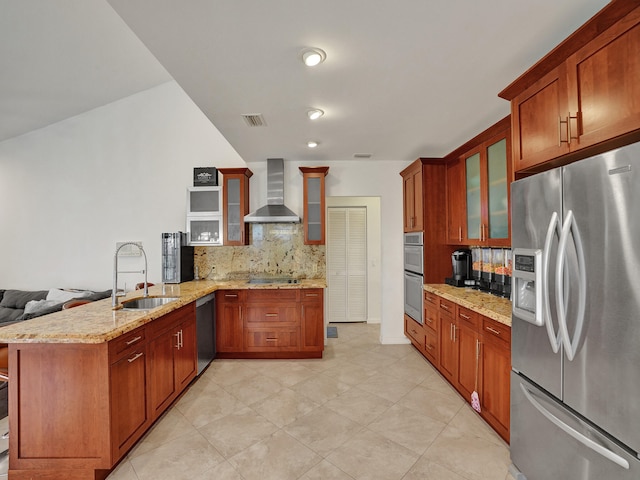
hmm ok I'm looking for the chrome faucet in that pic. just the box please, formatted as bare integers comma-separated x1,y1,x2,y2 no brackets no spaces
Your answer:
112,242,149,308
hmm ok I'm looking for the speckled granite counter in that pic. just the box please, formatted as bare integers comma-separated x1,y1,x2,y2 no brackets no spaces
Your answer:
0,279,326,344
424,284,511,326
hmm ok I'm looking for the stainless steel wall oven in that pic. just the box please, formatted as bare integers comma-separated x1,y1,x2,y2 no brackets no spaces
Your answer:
404,232,423,323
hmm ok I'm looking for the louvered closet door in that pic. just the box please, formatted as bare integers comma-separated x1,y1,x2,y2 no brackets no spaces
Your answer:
327,207,367,322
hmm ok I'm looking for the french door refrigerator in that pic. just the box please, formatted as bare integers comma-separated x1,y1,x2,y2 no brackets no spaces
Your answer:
510,140,640,480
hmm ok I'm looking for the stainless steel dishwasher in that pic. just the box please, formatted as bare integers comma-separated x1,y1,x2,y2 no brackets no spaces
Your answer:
195,293,216,374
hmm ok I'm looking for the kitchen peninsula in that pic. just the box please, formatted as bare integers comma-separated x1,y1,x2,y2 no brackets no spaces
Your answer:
0,279,325,480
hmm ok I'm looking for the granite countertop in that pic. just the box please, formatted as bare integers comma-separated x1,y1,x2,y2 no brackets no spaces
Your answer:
424,284,512,326
0,278,326,345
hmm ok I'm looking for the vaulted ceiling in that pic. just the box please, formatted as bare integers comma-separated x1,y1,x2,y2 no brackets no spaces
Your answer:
1,0,608,162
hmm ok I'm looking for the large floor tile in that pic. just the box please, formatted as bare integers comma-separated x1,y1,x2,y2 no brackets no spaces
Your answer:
300,459,355,480
397,384,465,424
325,428,419,480
127,409,197,459
223,373,283,405
290,372,352,404
176,386,245,428
228,430,321,480
356,371,418,403
197,406,279,458
323,386,393,425
284,406,363,457
129,431,224,480
251,387,320,427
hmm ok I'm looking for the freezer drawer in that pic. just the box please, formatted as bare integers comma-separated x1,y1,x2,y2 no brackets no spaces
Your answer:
511,372,639,480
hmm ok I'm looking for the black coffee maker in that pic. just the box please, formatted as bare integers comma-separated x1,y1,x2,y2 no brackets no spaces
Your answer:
445,249,471,287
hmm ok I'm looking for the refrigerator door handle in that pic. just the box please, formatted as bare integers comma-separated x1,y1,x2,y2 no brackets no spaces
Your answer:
556,210,587,361
542,211,563,353
519,383,630,469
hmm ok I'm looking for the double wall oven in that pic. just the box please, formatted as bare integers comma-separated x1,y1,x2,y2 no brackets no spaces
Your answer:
404,232,424,324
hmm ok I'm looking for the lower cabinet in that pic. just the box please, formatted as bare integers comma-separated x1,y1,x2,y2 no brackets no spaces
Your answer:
8,302,198,480
409,290,511,443
216,288,324,358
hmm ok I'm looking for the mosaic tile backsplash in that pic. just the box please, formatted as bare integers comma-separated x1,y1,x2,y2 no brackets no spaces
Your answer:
194,223,325,280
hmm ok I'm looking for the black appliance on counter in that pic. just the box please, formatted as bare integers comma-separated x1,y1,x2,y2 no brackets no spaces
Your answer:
445,249,471,287
161,232,194,283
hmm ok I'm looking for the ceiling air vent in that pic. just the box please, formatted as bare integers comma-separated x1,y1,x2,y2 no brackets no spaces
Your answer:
353,153,372,159
242,113,266,127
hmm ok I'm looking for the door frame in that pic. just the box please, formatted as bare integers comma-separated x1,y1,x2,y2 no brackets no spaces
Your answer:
325,197,381,325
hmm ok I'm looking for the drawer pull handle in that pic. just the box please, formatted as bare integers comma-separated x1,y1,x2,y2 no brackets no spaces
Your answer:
459,313,470,320
425,344,434,351
440,304,450,311
266,337,277,341
225,294,238,298
486,326,501,335
265,313,278,317
305,293,319,297
125,335,143,345
127,352,143,363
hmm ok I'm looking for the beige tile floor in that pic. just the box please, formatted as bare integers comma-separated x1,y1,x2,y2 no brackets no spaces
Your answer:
107,322,515,480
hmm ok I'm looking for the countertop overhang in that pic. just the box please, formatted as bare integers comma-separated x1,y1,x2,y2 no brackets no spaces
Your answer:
424,284,512,326
0,279,326,345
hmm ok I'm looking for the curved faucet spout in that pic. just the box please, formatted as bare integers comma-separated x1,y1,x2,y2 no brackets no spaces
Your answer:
112,242,149,309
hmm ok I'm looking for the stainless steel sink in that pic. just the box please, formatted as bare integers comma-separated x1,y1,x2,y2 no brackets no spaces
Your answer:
120,296,180,310
247,278,299,284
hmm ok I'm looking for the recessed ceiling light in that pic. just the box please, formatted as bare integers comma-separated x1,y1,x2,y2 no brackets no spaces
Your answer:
307,109,324,120
301,48,326,67
307,141,319,148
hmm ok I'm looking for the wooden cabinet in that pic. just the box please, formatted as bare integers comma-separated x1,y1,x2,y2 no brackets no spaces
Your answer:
400,159,457,282
446,158,466,244
401,162,423,232
444,117,511,247
410,290,511,443
501,4,640,172
215,290,245,352
300,289,324,353
299,166,329,244
7,302,198,479
479,317,511,442
437,298,456,384
462,131,511,247
219,168,253,245
109,327,149,460
215,288,324,358
148,304,197,418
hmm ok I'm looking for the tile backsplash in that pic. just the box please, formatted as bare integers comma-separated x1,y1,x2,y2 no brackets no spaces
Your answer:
194,223,325,280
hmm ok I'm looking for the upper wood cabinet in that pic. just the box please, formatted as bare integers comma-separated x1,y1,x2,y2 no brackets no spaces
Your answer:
501,4,640,173
299,166,329,244
219,168,253,246
463,132,512,247
446,121,512,247
400,162,423,232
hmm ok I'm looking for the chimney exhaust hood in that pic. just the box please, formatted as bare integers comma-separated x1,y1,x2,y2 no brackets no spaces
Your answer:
244,158,300,223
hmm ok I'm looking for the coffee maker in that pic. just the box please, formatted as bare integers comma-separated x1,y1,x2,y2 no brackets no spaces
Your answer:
445,249,471,287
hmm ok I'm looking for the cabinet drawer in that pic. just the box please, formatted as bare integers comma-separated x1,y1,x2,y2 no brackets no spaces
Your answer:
457,306,479,329
245,306,297,326
424,326,439,365
424,291,439,307
301,289,323,302
109,326,146,358
247,289,298,303
218,290,246,303
481,317,511,347
438,298,455,318
244,327,300,351
405,315,425,350
424,305,439,333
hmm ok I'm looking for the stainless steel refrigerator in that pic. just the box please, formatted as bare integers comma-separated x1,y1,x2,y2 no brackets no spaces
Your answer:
510,140,640,479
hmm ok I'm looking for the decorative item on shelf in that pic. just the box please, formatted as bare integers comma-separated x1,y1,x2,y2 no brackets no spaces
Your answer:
193,167,218,186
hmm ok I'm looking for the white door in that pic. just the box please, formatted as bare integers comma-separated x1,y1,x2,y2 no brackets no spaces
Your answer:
327,207,367,322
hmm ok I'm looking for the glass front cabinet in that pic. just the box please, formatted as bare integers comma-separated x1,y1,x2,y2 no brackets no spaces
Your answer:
219,168,253,246
463,132,511,247
299,166,329,245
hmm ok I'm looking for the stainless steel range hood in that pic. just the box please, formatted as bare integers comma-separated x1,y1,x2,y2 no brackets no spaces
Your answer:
244,158,300,223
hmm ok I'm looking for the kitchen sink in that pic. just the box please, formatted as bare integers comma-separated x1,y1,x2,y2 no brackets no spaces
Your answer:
247,278,299,284
120,296,180,310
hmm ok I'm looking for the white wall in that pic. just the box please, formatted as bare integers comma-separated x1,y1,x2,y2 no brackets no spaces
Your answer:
0,81,244,291
0,84,408,343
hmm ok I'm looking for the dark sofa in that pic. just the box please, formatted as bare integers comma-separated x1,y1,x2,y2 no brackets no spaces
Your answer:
0,288,111,418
